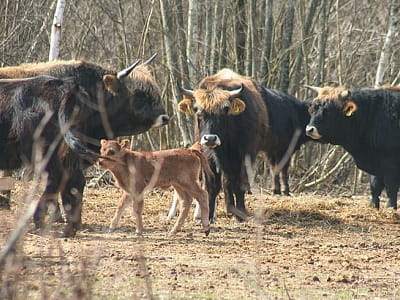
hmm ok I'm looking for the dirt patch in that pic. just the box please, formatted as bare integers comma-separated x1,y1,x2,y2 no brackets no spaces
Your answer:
1,183,400,299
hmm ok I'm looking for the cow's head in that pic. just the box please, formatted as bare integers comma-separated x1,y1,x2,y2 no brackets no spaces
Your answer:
304,85,357,141
102,54,169,136
178,83,245,148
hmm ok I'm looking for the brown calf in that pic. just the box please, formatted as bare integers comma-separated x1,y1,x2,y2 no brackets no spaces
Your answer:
99,139,211,235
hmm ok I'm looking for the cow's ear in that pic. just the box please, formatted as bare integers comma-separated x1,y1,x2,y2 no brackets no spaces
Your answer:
103,75,121,95
120,139,130,149
178,98,195,115
229,98,246,115
343,101,357,117
100,139,107,146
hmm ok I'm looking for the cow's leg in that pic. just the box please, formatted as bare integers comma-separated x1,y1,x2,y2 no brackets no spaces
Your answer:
223,177,235,216
110,192,131,231
60,170,85,237
384,177,399,209
206,169,221,223
170,189,192,234
233,189,247,222
34,159,64,230
132,195,145,235
269,165,281,195
370,175,384,209
280,162,290,196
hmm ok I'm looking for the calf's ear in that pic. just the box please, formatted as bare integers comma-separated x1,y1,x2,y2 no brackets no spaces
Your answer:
100,139,107,146
119,139,130,149
229,98,246,115
178,98,195,115
103,75,121,95
343,101,357,117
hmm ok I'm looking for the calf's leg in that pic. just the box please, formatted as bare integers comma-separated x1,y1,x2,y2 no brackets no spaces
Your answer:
110,192,132,231
132,195,145,235
170,189,191,234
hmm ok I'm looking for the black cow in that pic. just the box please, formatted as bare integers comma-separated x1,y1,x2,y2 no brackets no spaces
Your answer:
305,85,400,209
178,69,311,221
0,56,169,236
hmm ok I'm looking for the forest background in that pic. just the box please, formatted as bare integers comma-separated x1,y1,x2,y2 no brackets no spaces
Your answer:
1,0,399,195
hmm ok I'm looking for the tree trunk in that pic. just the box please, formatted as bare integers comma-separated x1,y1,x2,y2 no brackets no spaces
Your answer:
289,0,319,95
279,0,295,93
48,0,66,61
260,0,273,85
375,0,400,88
186,0,199,81
159,0,192,147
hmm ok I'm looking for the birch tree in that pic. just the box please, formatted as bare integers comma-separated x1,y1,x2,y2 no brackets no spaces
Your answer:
375,0,399,88
48,0,66,61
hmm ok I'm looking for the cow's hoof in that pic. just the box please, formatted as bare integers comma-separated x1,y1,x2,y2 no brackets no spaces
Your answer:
273,189,281,195
204,228,210,236
62,227,77,238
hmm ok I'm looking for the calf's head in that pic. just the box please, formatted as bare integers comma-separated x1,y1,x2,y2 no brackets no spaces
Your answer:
305,85,357,142
98,139,130,166
178,84,245,148
102,54,169,136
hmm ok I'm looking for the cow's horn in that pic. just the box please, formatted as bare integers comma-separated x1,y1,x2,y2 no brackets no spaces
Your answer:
177,82,195,97
303,84,322,94
142,53,158,66
228,84,243,97
117,60,141,79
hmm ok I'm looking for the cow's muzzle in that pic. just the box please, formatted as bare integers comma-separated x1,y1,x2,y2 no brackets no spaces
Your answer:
152,114,170,128
305,125,322,140
200,134,221,148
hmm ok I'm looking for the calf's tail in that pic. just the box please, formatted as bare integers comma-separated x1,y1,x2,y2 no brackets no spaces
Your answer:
192,150,214,177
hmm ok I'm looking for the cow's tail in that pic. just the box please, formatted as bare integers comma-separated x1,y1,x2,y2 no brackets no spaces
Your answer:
58,81,100,163
192,149,214,178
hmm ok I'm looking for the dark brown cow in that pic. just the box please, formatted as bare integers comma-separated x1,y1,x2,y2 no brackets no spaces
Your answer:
98,139,211,235
0,74,96,222
306,85,400,209
178,69,311,221
0,56,169,237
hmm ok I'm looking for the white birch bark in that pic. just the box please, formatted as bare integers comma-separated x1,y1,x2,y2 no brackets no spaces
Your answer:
48,0,66,61
375,0,399,88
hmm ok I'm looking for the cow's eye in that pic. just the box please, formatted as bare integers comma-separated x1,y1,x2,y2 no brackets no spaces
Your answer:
107,149,115,156
223,106,229,114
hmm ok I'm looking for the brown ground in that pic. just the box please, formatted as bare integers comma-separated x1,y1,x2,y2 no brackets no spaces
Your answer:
1,182,400,299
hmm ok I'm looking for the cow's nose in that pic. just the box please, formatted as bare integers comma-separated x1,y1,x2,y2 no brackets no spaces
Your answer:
201,134,221,148
305,125,322,139
152,114,169,128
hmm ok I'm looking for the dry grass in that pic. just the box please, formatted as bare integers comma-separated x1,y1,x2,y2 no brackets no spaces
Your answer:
1,182,400,299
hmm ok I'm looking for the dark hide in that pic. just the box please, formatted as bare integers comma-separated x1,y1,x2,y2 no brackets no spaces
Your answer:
179,69,311,221
0,59,168,237
306,87,400,209
0,75,95,227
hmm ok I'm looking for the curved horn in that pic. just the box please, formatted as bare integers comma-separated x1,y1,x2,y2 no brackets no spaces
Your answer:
177,81,195,97
117,60,141,79
228,84,243,97
142,53,158,66
303,84,322,94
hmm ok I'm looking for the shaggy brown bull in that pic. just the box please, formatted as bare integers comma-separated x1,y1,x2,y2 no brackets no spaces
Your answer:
178,69,311,221
0,55,169,237
98,139,211,236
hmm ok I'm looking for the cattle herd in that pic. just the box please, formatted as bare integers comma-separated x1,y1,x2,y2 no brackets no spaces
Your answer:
1,55,400,238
